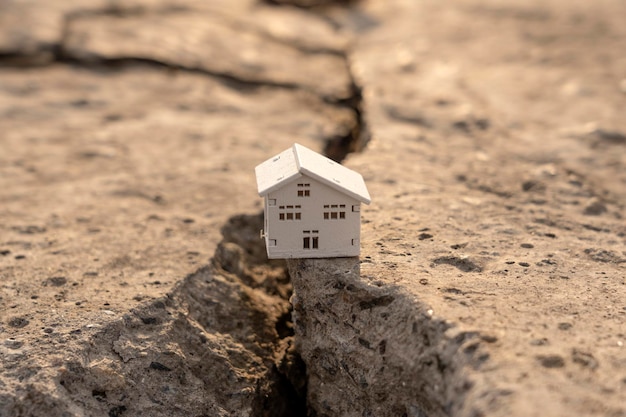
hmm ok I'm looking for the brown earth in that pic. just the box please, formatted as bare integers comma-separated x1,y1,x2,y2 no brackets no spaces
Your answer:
1,0,624,416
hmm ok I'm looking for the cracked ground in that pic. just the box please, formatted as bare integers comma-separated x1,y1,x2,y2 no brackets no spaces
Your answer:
1,0,625,416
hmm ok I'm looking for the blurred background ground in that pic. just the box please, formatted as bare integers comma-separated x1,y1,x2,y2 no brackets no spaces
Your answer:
0,0,624,416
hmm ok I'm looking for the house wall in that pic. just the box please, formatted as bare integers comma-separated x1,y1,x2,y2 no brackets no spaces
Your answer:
264,176,361,258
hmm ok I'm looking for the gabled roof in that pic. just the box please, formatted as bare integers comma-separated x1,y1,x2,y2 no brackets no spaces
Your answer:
255,143,371,204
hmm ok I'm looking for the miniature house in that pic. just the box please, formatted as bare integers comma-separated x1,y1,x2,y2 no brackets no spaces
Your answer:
255,143,371,259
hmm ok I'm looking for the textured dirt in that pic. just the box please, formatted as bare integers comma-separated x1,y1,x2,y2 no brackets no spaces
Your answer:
1,0,625,416
343,1,625,415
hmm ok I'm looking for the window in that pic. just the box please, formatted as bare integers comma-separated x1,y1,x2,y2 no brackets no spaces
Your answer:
323,203,346,220
352,205,360,212
279,205,301,221
303,230,319,250
297,183,311,197
269,239,277,246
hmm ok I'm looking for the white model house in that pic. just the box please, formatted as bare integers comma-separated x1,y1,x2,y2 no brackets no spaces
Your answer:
255,143,371,259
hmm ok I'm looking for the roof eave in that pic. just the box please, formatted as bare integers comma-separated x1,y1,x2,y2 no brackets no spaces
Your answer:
299,167,371,204
256,171,303,197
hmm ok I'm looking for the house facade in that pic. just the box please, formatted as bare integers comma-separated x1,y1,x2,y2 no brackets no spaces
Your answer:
255,144,371,259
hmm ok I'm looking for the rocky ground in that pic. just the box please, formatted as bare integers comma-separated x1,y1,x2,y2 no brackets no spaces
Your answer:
0,0,624,416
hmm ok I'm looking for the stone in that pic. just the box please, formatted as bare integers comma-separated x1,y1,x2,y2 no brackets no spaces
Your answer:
288,257,481,417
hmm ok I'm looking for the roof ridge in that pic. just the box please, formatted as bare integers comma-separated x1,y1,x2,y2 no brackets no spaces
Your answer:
292,143,304,172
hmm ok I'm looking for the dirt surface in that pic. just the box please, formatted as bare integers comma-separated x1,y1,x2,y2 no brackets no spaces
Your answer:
1,0,625,416
345,1,625,415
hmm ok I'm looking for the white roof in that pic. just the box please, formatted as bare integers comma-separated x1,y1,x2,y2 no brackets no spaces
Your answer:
255,143,371,204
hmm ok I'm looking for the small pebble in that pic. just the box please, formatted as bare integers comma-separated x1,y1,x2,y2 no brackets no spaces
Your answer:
537,354,565,368
530,338,549,346
4,338,24,349
583,200,607,216
8,317,29,328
